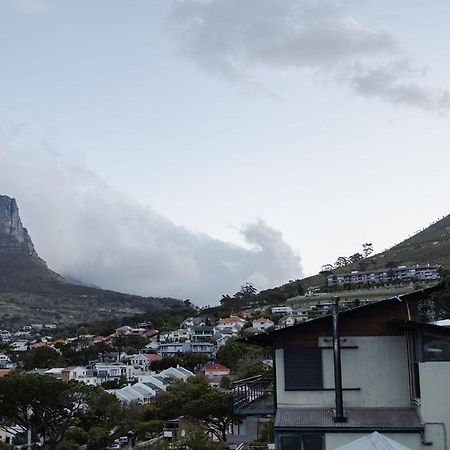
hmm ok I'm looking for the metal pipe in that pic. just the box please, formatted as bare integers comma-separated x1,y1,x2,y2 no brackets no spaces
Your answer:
332,297,346,423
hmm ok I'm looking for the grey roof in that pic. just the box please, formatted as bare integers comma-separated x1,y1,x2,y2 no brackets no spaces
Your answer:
275,408,423,432
192,326,215,332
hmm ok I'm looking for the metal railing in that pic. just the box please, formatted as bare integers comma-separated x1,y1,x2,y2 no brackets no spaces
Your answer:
232,375,273,408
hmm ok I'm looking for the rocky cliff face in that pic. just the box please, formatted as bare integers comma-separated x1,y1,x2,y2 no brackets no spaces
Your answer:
0,195,41,260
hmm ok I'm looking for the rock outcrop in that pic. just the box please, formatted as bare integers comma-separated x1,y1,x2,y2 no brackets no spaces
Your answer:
0,195,41,260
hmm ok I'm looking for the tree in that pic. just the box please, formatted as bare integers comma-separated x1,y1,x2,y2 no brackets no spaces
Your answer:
183,389,238,441
19,346,66,370
320,264,334,273
148,378,237,442
362,243,374,258
181,352,208,371
349,253,363,263
0,373,99,450
335,256,349,268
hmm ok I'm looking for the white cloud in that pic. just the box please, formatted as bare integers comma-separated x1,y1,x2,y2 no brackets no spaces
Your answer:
168,0,450,112
0,138,301,305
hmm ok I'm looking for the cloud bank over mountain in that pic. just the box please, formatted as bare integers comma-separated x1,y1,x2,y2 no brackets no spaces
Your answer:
0,139,301,304
168,0,450,112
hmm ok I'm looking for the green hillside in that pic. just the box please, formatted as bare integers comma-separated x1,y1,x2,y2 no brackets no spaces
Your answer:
274,213,449,294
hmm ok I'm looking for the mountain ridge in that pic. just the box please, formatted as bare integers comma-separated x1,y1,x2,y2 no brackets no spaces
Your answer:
0,195,185,327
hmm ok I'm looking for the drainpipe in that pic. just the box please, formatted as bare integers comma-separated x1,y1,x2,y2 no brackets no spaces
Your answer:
332,297,346,423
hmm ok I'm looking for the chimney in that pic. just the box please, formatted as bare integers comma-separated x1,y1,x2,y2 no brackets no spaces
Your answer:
332,297,346,422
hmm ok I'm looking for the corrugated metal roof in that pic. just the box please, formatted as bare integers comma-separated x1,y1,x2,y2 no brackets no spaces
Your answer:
275,408,423,431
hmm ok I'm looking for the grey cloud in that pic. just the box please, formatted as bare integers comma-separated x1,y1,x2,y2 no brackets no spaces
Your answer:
168,0,449,112
351,65,450,112
0,140,301,305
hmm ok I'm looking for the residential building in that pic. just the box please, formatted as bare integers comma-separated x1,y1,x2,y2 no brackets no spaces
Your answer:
201,362,230,385
158,342,216,359
10,340,28,352
327,265,441,287
61,366,88,382
161,366,194,381
130,353,161,370
271,306,293,315
216,316,246,331
180,317,206,329
190,325,215,341
243,285,450,450
252,318,275,332
91,362,134,383
278,315,296,329
0,354,13,369
110,382,156,405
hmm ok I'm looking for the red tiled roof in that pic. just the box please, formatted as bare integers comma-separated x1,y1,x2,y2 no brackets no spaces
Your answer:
253,317,273,323
204,362,229,372
141,353,161,361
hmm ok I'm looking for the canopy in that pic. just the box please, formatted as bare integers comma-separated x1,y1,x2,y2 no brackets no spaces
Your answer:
334,432,412,450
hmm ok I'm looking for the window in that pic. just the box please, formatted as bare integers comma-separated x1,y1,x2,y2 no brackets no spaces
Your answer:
284,348,323,390
278,433,324,450
424,334,450,361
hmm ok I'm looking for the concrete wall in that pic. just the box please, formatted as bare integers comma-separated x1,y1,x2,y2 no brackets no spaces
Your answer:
419,361,450,450
325,432,423,450
276,336,411,408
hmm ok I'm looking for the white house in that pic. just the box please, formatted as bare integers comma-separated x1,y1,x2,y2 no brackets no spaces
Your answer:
252,317,274,332
216,316,246,331
111,382,156,405
0,354,13,369
161,366,194,381
130,353,161,370
277,315,296,329
271,306,293,315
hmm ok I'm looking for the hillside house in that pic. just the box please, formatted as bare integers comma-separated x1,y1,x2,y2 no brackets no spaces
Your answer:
243,285,450,450
272,306,293,315
216,316,246,331
327,265,441,287
0,354,12,369
190,325,215,341
158,341,216,359
253,318,275,332
278,315,296,329
130,353,161,370
110,382,156,405
202,362,230,385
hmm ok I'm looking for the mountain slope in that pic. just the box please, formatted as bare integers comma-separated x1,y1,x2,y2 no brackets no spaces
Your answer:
304,213,450,290
0,196,184,327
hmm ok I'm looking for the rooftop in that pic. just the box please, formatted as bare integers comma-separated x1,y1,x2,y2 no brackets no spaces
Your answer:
275,408,423,432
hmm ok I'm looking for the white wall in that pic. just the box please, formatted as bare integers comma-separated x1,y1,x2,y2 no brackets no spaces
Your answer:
276,336,411,408
419,361,450,450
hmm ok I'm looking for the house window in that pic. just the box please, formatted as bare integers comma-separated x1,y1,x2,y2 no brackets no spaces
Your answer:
424,334,450,361
284,348,323,390
278,433,324,450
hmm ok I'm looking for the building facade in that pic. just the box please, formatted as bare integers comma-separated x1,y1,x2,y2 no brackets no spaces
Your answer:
244,285,450,450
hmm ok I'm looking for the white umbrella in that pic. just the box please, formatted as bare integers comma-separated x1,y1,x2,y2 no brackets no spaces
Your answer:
334,432,413,450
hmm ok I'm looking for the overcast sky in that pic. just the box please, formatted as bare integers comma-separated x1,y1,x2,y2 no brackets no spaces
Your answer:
0,0,449,304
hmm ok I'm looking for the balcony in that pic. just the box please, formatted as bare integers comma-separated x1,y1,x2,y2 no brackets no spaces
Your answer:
232,375,274,415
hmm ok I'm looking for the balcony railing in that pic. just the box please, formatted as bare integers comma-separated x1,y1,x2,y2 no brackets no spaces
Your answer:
232,375,274,412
